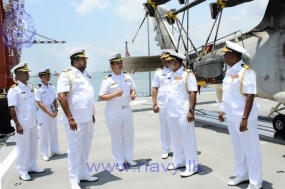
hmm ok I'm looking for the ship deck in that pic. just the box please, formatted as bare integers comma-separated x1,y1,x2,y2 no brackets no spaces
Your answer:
1,92,285,189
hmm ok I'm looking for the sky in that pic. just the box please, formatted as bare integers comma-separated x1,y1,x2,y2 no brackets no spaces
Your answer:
11,0,269,75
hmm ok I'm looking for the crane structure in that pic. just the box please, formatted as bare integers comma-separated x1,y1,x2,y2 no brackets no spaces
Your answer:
0,0,65,134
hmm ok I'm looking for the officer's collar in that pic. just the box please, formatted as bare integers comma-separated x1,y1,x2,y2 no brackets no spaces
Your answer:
17,80,27,87
41,81,49,87
173,66,184,75
228,60,243,72
111,71,122,77
72,66,86,75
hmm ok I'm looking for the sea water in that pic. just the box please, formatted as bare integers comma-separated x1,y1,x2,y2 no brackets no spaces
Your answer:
28,71,214,101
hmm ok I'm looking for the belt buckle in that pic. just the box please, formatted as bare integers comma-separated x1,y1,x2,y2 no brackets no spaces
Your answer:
122,106,126,109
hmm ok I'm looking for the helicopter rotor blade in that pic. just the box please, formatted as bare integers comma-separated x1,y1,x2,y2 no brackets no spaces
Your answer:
173,0,206,15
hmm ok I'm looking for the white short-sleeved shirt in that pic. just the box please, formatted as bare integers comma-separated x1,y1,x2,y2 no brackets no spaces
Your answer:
57,67,95,123
99,72,136,107
34,82,57,106
165,66,197,117
222,60,259,121
151,67,170,108
7,81,37,128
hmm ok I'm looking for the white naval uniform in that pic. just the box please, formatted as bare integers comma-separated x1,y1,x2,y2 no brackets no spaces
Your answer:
151,67,171,152
57,67,95,185
99,72,136,166
221,60,262,188
165,66,198,171
34,82,60,157
7,81,39,177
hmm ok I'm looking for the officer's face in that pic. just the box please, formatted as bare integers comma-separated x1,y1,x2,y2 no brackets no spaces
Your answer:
166,59,176,71
223,52,234,66
161,59,168,67
111,60,123,71
17,71,29,82
40,74,51,82
74,57,87,71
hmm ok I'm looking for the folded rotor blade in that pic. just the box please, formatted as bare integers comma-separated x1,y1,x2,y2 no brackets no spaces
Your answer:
132,13,148,43
173,0,206,15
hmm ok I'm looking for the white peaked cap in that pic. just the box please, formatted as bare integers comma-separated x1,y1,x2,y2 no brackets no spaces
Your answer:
10,62,31,74
108,52,122,62
69,48,88,59
165,51,186,61
221,41,247,54
38,68,51,76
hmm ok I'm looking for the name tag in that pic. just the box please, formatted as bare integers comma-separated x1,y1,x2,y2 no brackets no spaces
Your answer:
111,82,117,86
41,91,46,94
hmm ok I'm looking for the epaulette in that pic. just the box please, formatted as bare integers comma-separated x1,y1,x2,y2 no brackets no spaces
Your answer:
62,68,72,72
104,74,111,80
184,68,192,73
11,83,18,88
36,84,42,89
156,68,162,71
49,83,53,85
241,64,250,69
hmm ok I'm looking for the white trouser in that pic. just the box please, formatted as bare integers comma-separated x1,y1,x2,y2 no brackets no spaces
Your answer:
38,108,60,156
105,105,134,165
158,108,171,151
64,120,94,185
227,120,262,188
166,116,198,172
16,126,39,176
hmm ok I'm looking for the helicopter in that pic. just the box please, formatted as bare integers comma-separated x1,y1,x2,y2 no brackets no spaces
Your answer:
123,0,285,134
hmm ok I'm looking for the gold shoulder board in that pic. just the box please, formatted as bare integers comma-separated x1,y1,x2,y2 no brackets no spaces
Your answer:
184,69,192,73
156,68,162,71
104,74,111,80
242,64,250,69
62,68,72,72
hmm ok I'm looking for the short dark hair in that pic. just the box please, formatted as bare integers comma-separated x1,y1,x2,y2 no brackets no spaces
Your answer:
231,51,242,59
70,57,80,66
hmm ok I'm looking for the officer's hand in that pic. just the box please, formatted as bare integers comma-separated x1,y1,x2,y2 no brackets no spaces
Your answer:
49,112,56,118
92,115,96,123
187,112,195,122
239,119,248,132
116,89,123,97
153,104,159,113
69,118,77,131
54,111,58,117
218,112,224,122
16,124,24,135
131,93,136,101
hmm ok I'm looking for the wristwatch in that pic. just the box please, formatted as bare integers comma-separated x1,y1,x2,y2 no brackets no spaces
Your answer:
189,109,194,113
153,103,157,107
242,116,248,119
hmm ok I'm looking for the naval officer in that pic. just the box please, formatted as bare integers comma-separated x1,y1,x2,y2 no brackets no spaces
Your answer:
7,63,45,181
34,68,63,161
218,41,262,189
99,52,137,171
57,49,97,189
152,49,172,159
164,51,199,177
